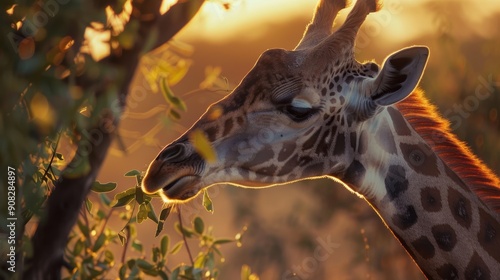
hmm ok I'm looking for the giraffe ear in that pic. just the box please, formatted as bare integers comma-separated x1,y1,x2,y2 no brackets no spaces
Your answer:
368,46,429,106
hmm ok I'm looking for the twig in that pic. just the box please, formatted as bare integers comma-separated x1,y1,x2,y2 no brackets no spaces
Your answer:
97,208,114,240
120,225,132,264
177,207,194,266
41,133,61,187
120,201,137,264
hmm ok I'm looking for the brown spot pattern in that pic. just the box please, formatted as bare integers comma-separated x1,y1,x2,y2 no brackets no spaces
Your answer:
392,205,418,230
411,236,435,259
277,154,299,176
303,129,321,151
436,263,459,280
315,130,330,157
421,187,442,212
387,106,412,136
464,252,490,280
278,143,296,162
256,165,277,176
477,207,500,263
376,120,397,154
223,118,233,136
400,143,440,177
350,132,356,151
343,160,365,186
431,224,457,251
385,165,409,201
333,133,345,156
303,162,324,177
448,188,472,229
246,147,275,167
445,166,471,193
205,126,219,142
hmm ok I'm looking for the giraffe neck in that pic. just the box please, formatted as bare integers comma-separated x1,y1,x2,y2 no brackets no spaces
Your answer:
343,105,500,279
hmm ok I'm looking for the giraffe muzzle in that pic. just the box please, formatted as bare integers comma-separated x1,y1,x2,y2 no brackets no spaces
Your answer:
142,141,206,201
161,175,201,201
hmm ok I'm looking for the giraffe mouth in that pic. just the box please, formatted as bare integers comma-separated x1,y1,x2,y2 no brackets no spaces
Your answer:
161,175,201,201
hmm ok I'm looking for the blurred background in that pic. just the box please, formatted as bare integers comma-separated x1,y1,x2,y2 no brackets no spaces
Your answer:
95,0,500,279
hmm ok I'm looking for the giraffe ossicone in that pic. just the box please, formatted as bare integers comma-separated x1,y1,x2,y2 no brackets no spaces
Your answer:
143,0,500,278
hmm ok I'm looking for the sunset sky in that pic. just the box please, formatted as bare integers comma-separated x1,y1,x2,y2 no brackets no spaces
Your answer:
179,0,500,43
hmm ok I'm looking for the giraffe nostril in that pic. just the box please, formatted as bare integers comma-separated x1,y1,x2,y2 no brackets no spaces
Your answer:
157,143,187,163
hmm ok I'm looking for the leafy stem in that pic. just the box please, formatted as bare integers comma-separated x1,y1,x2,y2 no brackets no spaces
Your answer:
177,206,194,266
120,225,131,264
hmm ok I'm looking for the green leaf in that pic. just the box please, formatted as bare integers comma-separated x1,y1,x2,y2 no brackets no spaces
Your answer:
213,239,234,245
63,156,91,178
167,60,190,86
104,250,114,264
85,198,93,214
161,78,187,111
128,263,140,279
159,206,172,220
77,220,89,237
88,266,105,278
137,203,148,224
124,169,141,177
111,187,136,208
131,239,143,253
155,206,172,237
135,186,145,204
203,190,214,213
152,246,161,263
97,209,107,220
168,108,181,120
118,231,127,246
99,193,111,206
92,233,106,252
212,246,222,257
155,221,165,237
193,217,204,235
158,270,169,280
91,181,117,193
170,241,183,255
171,267,180,280
160,235,169,257
119,264,127,280
147,201,158,223
136,259,157,276
192,267,203,279
127,259,136,269
175,222,193,238
73,238,84,256
205,251,215,271
194,254,205,269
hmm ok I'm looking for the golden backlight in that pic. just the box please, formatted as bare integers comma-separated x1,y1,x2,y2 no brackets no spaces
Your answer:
179,0,500,43
83,0,500,60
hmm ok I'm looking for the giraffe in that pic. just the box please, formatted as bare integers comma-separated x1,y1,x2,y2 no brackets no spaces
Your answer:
142,0,500,278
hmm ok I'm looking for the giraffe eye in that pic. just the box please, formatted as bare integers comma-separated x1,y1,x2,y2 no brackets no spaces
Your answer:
282,99,317,121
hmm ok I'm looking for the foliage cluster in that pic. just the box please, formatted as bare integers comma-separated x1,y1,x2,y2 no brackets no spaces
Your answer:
64,169,250,280
0,0,256,279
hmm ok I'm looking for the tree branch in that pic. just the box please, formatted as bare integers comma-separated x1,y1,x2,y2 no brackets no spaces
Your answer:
23,1,205,278
151,0,205,51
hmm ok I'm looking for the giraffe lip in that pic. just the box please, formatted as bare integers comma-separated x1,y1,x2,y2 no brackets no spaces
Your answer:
162,175,200,200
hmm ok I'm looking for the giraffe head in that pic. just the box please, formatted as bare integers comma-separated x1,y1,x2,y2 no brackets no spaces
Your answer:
142,0,429,202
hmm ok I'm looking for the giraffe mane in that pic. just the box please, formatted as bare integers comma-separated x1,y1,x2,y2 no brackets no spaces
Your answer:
396,89,500,213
